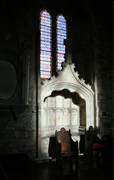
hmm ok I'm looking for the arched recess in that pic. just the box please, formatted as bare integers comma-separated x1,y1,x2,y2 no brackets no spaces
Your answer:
43,89,86,128
40,61,94,138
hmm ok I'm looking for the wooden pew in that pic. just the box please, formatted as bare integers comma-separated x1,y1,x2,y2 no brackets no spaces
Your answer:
55,127,78,167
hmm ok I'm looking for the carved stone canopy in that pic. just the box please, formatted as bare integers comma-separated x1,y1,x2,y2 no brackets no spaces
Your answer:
44,89,79,105
41,61,94,130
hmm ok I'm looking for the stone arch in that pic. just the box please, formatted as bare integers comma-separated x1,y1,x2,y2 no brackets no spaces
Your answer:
41,63,94,133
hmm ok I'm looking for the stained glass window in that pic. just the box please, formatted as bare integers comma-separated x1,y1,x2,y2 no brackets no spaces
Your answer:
40,10,52,79
56,14,67,71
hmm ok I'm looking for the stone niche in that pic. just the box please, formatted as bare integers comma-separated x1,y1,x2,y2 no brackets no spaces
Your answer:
41,89,86,135
40,62,94,157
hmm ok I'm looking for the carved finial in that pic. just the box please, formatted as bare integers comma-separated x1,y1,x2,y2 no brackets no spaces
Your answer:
64,39,72,63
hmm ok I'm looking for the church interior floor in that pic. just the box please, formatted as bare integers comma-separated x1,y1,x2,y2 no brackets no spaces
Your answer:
2,156,113,180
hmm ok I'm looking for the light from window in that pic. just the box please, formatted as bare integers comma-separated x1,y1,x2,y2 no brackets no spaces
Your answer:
56,14,67,71
40,10,52,79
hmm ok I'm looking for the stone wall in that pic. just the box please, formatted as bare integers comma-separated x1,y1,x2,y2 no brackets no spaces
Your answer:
70,0,113,136
0,106,36,159
91,1,113,136
0,0,37,159
0,0,113,159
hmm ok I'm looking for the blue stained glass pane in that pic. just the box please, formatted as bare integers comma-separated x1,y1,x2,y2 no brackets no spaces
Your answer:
41,61,50,66
40,62,50,71
41,11,51,19
57,44,65,53
57,21,66,29
41,25,51,33
40,68,50,71
57,60,62,64
57,37,63,44
40,10,52,79
57,53,64,62
57,65,62,71
41,51,51,56
41,17,51,26
57,35,66,44
58,59,65,64
41,31,51,42
41,71,51,79
57,53,64,58
58,63,62,67
41,36,51,42
40,57,51,61
56,14,67,71
57,29,66,36
57,59,64,64
57,15,66,22
40,53,51,61
41,41,51,51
